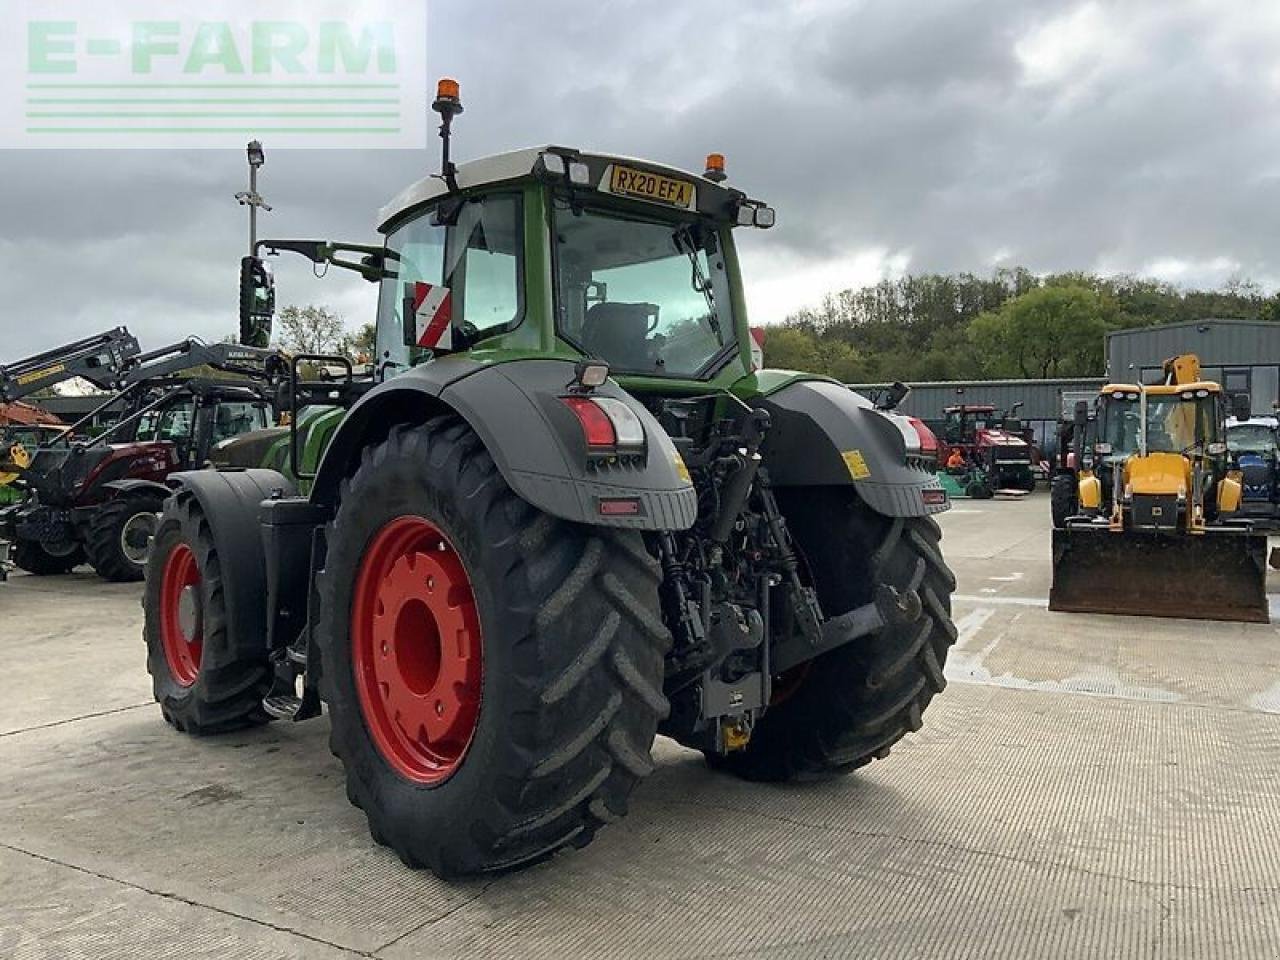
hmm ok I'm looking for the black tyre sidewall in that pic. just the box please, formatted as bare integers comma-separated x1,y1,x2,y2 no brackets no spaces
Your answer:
143,494,271,733
13,538,81,575
319,420,670,876
90,493,164,582
713,488,956,781
1050,474,1077,529
319,450,525,859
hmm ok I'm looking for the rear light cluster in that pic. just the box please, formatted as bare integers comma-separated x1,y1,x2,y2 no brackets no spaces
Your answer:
906,417,938,455
561,397,646,458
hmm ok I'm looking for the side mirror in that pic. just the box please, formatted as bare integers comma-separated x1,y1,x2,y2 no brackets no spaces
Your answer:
1231,392,1251,421
1073,400,1089,429
239,256,275,347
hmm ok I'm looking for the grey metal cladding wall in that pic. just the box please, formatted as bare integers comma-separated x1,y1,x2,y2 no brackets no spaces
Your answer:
1107,321,1280,377
846,379,1106,422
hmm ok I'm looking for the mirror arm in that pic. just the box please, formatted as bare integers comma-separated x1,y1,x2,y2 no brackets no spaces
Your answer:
257,239,385,282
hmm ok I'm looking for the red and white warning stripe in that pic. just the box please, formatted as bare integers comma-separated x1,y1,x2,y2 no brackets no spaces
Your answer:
748,326,765,371
413,282,453,350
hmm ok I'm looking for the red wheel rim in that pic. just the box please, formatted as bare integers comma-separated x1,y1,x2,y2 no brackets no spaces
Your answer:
159,543,202,687
352,516,483,784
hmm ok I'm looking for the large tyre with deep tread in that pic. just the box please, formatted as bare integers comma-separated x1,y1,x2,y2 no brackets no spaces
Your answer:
13,539,82,575
142,491,273,734
317,417,671,878
1050,473,1077,529
88,493,164,582
709,488,956,782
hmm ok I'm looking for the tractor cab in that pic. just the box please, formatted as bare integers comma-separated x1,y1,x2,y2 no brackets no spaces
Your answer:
367,146,768,397
942,405,996,444
1093,383,1228,481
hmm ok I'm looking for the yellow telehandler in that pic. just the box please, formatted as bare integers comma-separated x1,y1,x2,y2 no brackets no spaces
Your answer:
1049,354,1269,623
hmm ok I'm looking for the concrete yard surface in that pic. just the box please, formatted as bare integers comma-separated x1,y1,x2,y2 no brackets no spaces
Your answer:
1,492,1278,959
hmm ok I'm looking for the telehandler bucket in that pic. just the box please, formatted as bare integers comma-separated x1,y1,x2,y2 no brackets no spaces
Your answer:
1049,526,1270,623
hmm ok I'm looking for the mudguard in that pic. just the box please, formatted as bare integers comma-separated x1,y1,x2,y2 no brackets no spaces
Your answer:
165,469,296,658
102,478,171,500
310,357,698,531
758,380,947,517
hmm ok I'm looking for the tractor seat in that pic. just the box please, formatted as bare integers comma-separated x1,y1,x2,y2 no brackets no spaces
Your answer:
581,302,653,370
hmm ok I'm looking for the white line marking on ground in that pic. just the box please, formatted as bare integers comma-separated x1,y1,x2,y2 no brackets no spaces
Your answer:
988,572,1024,582
953,607,996,649
953,595,1048,608
949,663,1184,703
1250,680,1280,713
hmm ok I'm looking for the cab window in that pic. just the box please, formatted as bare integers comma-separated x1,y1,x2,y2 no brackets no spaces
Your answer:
210,402,268,444
376,193,523,375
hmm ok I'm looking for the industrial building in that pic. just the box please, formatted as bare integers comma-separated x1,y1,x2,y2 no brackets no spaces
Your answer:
1106,318,1280,414
850,317,1279,454
846,377,1106,453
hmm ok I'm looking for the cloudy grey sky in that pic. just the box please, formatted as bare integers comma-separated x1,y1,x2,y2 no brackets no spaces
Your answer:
3,0,1279,358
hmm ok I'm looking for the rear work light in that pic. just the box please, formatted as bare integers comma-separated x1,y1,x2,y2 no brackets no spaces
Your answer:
562,396,646,453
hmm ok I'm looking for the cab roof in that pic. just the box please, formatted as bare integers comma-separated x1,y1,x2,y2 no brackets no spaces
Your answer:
377,146,743,232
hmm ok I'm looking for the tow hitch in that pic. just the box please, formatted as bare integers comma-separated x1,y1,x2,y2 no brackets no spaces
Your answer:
772,584,922,674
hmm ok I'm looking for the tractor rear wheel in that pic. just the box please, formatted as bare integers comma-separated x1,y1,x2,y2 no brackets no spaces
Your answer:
317,417,670,878
88,493,164,582
710,488,956,782
142,491,273,734
13,539,82,575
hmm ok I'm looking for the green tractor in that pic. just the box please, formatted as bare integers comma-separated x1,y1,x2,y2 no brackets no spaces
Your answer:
143,80,957,877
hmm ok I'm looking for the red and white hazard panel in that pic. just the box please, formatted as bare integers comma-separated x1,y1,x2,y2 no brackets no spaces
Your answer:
413,282,453,349
748,326,765,371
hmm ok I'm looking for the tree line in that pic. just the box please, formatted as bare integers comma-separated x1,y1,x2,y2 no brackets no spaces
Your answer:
763,268,1280,383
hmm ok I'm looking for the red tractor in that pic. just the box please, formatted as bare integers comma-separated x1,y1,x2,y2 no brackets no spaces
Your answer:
940,403,1036,497
0,337,282,580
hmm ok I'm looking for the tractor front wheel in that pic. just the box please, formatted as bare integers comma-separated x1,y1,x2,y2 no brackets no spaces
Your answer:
710,488,957,782
13,539,82,575
317,417,670,878
1050,473,1077,529
88,493,164,582
142,491,273,734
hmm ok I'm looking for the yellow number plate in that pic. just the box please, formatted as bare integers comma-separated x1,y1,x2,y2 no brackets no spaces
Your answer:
607,165,695,209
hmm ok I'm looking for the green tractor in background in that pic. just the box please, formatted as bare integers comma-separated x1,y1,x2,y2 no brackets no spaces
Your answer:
143,80,957,878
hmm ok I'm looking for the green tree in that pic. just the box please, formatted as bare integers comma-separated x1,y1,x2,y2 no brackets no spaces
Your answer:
276,304,346,355
341,322,377,363
762,326,867,381
969,285,1112,378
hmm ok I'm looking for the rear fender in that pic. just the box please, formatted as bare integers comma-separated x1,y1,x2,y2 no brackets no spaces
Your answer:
102,478,170,501
165,469,296,658
757,380,946,517
310,358,697,530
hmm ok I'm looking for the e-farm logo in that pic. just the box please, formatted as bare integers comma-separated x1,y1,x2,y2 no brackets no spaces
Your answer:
0,1,426,148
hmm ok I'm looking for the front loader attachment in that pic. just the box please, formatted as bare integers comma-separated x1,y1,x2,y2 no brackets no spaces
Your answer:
1049,525,1270,623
